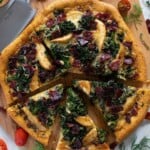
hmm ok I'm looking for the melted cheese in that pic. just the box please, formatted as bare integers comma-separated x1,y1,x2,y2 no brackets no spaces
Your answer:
36,43,53,70
22,107,47,131
66,10,83,28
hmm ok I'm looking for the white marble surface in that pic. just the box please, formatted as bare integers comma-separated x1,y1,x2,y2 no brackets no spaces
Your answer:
139,0,150,19
0,1,149,150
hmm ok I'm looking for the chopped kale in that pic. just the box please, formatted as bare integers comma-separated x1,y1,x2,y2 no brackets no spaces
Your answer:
72,43,98,64
97,129,107,144
59,21,76,35
104,112,118,130
103,32,120,58
28,99,54,127
66,88,87,117
117,32,124,42
7,65,34,93
48,43,71,69
79,14,95,30
60,109,87,149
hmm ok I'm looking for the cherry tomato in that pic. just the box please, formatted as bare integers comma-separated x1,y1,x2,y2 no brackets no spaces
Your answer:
0,139,7,150
118,0,131,16
15,127,29,146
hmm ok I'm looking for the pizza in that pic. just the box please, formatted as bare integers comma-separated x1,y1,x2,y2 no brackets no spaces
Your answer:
74,80,150,142
7,84,64,146
0,0,149,149
56,88,110,150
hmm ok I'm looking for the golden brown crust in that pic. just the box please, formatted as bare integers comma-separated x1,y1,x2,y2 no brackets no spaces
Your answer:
115,89,150,142
7,105,51,146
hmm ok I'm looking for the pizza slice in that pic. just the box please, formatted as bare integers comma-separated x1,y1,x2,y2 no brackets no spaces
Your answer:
74,80,150,143
56,88,110,150
7,84,64,146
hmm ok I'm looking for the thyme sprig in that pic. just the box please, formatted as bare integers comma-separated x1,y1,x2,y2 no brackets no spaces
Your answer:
131,136,150,150
146,0,150,7
33,141,45,150
119,136,150,150
125,4,142,29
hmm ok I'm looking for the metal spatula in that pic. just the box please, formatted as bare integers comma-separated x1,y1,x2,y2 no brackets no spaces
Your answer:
0,0,36,50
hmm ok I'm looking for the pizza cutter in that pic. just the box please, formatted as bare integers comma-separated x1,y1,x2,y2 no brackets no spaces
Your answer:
0,0,36,50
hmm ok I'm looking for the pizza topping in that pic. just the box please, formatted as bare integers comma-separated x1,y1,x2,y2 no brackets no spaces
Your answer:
46,18,55,28
7,65,34,99
109,60,120,71
123,41,132,50
27,85,63,127
61,113,86,149
95,12,111,24
36,43,53,70
103,32,120,58
97,129,107,144
106,20,118,32
124,56,134,65
99,53,111,63
79,10,97,30
104,113,118,130
125,103,138,123
66,88,87,116
66,10,83,28
15,127,29,146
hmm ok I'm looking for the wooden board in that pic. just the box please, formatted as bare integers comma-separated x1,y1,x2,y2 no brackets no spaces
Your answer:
0,0,150,149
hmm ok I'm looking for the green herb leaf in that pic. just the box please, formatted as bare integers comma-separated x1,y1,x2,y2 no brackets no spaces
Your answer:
33,141,45,150
125,4,142,25
97,129,107,144
146,0,150,7
66,88,87,117
59,21,76,35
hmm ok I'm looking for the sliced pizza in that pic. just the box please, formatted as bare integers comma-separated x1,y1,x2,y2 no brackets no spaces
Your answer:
7,84,64,146
74,80,150,142
56,88,110,150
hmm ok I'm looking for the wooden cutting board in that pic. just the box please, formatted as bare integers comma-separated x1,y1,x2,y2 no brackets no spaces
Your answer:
0,0,150,150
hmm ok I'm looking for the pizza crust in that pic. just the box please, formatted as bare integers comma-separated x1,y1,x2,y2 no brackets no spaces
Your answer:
7,105,51,146
115,89,150,142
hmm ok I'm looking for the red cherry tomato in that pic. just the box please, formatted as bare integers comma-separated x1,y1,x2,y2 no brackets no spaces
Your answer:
118,0,131,16
0,139,7,150
15,127,29,146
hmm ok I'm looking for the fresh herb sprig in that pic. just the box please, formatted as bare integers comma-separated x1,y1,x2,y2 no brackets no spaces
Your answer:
33,141,45,150
146,0,150,7
125,4,142,28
